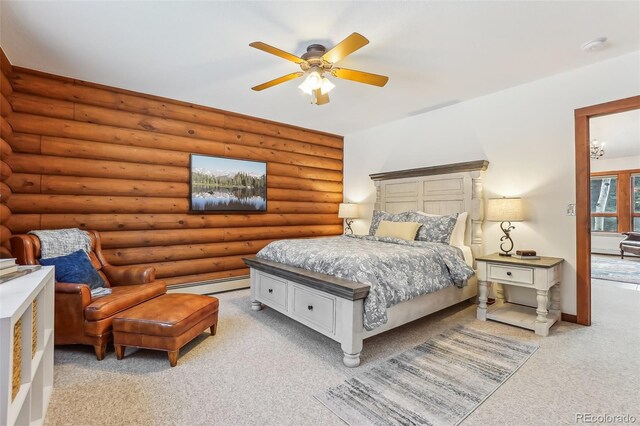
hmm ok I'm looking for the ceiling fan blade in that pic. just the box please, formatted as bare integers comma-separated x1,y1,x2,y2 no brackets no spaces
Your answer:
322,33,369,64
314,89,330,105
249,42,306,64
251,72,304,91
332,68,389,87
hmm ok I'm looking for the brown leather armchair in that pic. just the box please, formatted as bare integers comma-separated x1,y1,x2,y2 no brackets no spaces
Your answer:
10,230,166,360
620,232,640,259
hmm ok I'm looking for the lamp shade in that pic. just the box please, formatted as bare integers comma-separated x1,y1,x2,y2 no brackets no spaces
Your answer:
486,197,525,222
338,203,359,219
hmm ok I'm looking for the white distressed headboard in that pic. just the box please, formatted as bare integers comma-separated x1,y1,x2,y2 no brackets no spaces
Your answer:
370,160,488,261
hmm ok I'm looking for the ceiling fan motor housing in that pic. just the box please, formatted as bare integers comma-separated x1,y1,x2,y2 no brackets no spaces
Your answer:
301,44,332,71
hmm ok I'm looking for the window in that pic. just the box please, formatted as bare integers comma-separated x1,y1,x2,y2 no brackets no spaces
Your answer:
590,170,640,233
590,176,617,232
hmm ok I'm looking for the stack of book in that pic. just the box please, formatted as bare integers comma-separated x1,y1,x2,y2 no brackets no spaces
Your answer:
512,250,540,260
0,258,18,276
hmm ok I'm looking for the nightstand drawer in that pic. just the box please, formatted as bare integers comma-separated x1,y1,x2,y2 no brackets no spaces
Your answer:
258,274,287,309
489,264,533,285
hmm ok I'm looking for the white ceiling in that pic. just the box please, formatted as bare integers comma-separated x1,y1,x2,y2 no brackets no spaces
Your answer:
590,109,640,159
1,1,639,136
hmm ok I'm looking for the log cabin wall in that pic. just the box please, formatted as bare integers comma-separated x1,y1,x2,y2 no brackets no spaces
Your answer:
0,50,344,286
1,50,14,258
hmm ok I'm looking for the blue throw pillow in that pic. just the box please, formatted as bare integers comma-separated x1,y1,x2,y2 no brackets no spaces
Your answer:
39,250,107,290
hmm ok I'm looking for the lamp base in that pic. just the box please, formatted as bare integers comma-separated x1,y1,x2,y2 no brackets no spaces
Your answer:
344,219,354,235
498,221,516,258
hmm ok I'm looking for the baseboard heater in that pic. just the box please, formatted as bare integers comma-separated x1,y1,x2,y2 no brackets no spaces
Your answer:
167,275,250,295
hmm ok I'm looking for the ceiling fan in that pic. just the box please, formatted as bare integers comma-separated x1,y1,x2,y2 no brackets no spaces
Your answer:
249,32,389,106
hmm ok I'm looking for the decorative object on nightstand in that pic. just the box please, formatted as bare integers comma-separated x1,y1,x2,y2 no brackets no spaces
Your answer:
338,203,359,235
476,253,564,336
512,249,540,260
486,197,525,256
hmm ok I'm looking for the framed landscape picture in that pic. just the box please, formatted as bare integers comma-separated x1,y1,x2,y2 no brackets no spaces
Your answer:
189,154,267,212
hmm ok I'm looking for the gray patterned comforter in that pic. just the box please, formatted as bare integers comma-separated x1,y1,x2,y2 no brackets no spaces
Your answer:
256,235,475,331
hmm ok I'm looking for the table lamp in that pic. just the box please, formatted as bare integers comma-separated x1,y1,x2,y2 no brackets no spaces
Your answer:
486,197,525,256
338,203,359,235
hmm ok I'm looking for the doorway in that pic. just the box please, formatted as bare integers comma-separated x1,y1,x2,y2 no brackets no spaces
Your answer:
574,95,640,326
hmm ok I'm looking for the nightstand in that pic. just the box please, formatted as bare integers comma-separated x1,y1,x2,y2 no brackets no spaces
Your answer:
476,253,564,336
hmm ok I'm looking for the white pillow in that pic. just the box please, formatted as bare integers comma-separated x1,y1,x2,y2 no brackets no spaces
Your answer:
414,211,468,247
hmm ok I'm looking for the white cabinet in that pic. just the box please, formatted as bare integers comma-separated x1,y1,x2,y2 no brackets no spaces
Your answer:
1,267,55,426
476,254,564,336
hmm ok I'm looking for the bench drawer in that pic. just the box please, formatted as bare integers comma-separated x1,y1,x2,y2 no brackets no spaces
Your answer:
489,264,534,285
258,274,287,310
291,285,335,334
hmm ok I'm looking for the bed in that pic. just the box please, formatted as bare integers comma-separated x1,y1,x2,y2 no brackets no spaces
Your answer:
244,160,488,367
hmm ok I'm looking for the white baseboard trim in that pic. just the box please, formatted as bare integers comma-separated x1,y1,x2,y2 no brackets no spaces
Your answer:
591,249,621,255
167,275,250,295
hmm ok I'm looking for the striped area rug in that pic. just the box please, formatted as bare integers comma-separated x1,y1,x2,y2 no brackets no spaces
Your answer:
315,325,539,426
591,256,640,284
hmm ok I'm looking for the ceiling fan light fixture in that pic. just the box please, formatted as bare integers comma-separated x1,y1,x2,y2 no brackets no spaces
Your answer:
306,69,323,89
320,77,335,95
298,81,313,95
298,69,323,95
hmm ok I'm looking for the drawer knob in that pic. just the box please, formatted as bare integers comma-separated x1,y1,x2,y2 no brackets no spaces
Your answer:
307,305,313,311
506,271,512,276
268,288,273,293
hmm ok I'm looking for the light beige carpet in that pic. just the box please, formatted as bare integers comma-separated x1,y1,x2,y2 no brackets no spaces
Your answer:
46,281,640,426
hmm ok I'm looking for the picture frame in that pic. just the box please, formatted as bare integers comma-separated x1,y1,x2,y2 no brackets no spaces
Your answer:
189,154,267,212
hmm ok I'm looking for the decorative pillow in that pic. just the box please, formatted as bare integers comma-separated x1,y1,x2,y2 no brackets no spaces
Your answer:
375,221,422,241
39,250,107,290
368,210,407,235
413,211,468,246
402,212,459,243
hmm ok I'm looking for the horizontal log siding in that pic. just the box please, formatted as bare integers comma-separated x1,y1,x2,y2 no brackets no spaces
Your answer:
3,62,343,285
0,56,13,257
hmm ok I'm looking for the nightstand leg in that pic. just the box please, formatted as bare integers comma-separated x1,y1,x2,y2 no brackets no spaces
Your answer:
477,280,488,320
495,282,505,304
550,284,561,312
535,289,549,336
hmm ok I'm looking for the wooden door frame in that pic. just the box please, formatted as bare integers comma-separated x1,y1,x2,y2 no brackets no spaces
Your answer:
574,95,640,326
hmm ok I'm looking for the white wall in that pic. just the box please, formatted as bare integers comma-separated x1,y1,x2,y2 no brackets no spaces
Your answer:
590,155,640,254
344,51,640,315
591,155,640,173
591,233,625,255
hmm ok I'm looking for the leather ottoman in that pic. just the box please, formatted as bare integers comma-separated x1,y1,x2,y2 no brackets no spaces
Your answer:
113,293,219,367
